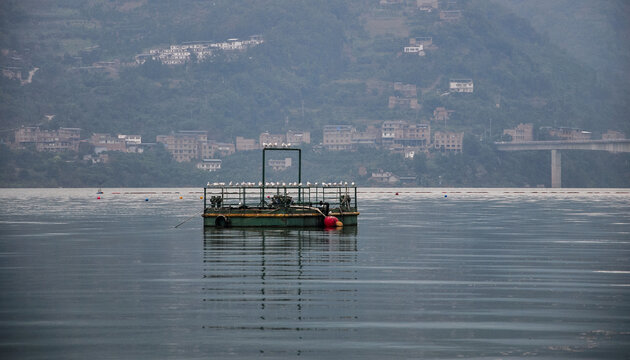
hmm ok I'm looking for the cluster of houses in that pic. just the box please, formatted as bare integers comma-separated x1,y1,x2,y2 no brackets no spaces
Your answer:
387,80,473,112
323,121,463,159
12,126,151,164
10,122,460,171
11,120,625,178
135,35,264,65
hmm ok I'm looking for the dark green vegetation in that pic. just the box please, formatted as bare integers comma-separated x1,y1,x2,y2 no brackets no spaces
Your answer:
1,0,628,187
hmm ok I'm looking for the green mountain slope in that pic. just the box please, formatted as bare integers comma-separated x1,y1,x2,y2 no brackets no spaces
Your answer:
1,0,628,187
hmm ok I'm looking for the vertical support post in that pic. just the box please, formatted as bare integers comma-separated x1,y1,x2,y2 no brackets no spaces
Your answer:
262,150,266,201
551,149,561,188
298,149,301,184
204,187,207,209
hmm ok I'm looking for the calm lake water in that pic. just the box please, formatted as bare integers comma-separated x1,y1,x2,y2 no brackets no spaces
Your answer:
1,188,629,359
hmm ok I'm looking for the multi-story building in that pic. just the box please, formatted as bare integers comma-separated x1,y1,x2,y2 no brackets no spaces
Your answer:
14,126,40,144
236,136,258,151
416,0,438,11
433,107,453,122
116,134,144,153
433,131,464,153
91,133,127,153
541,127,592,141
382,121,405,146
208,141,235,157
602,130,626,140
286,130,310,145
196,159,222,172
118,134,142,144
268,157,292,171
449,79,473,93
403,45,424,55
370,171,400,185
14,126,81,152
156,130,208,162
323,125,355,151
503,123,534,142
410,37,433,47
381,121,431,150
259,132,285,147
352,126,380,147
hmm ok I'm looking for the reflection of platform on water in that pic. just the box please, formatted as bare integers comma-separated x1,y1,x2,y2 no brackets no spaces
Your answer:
201,228,358,355
203,227,358,252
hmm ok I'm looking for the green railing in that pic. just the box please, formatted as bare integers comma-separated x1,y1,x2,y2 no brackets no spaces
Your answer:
204,184,357,211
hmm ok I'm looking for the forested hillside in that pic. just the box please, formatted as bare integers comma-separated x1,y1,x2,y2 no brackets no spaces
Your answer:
1,0,628,187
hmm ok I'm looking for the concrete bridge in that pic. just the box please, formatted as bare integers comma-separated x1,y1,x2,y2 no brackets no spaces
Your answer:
495,139,630,187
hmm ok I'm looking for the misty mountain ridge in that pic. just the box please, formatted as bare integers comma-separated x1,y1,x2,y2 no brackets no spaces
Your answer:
1,0,626,139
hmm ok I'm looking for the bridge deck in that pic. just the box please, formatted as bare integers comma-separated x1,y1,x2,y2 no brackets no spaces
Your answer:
495,139,630,153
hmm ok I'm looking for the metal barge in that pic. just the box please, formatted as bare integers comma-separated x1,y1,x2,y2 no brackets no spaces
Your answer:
202,147,359,228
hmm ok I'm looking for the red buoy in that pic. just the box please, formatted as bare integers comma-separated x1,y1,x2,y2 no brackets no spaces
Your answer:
324,216,342,228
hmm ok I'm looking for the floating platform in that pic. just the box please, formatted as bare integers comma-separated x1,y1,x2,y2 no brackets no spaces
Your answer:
203,183,359,228
202,146,358,228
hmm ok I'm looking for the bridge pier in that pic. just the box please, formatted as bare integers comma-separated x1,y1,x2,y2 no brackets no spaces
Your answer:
551,149,561,188
495,139,630,187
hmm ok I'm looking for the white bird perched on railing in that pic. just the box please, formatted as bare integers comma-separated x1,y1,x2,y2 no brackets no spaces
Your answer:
351,182,355,186
229,181,233,186
306,182,311,186
258,182,262,186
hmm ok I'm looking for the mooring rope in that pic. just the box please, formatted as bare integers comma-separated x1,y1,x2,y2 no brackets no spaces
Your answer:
174,212,202,228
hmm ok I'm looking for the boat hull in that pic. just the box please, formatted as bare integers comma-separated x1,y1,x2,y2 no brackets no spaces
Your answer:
203,208,359,228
